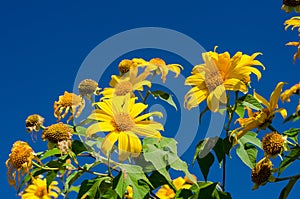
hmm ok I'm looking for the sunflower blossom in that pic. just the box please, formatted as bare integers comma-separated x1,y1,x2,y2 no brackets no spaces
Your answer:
284,17,300,62
156,177,194,199
78,79,101,100
281,82,300,102
6,141,39,188
21,177,60,199
101,67,151,99
282,0,300,13
42,123,73,155
25,114,44,132
134,58,183,83
86,94,164,161
251,157,274,190
184,47,265,111
54,91,85,123
231,82,287,141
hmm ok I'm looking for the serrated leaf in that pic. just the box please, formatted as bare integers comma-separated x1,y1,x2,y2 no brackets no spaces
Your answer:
46,170,57,189
40,148,61,160
279,147,300,175
149,90,177,110
238,94,263,111
72,140,89,155
114,164,151,199
279,178,299,199
197,152,214,181
236,140,257,169
239,132,262,149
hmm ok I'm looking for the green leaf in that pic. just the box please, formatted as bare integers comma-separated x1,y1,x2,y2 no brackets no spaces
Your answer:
197,152,214,181
148,171,169,189
149,90,177,110
46,170,57,188
237,94,263,111
235,103,245,118
279,178,299,199
39,148,61,160
63,171,84,194
213,138,225,166
72,140,89,155
236,140,257,169
279,147,300,175
114,164,151,199
283,128,300,144
239,132,262,149
77,179,99,199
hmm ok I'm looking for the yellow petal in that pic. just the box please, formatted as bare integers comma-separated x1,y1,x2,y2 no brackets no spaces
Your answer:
118,132,130,161
275,108,287,119
253,90,270,110
130,102,148,118
101,131,119,156
270,82,286,111
134,111,163,122
86,122,115,137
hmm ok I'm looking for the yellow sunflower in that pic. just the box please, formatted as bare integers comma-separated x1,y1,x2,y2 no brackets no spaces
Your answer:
281,82,300,102
156,177,193,199
231,82,287,141
282,0,300,13
86,94,164,161
133,57,183,83
54,91,85,123
6,141,39,188
284,17,300,63
184,47,265,111
101,67,151,99
21,177,60,199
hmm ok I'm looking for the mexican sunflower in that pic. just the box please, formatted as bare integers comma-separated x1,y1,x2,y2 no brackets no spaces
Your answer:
282,0,300,13
21,177,60,199
134,58,183,83
6,141,39,188
184,47,265,111
156,177,194,199
86,94,164,161
284,16,300,63
231,82,287,141
101,67,151,99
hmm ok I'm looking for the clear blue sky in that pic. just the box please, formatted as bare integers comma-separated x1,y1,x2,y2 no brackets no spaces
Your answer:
1,1,300,198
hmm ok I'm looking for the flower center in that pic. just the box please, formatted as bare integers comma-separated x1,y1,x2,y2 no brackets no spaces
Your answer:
113,113,135,131
115,81,133,96
118,59,133,74
35,186,48,197
283,0,300,7
205,71,223,91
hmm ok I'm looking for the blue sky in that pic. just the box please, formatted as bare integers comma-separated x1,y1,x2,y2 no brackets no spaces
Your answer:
1,1,300,198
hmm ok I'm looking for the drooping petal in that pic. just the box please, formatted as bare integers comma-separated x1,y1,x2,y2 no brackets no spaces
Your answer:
270,82,286,111
254,90,270,110
134,111,163,122
275,108,287,119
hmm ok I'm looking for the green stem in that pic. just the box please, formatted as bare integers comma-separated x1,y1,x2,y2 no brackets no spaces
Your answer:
274,174,300,182
32,161,60,171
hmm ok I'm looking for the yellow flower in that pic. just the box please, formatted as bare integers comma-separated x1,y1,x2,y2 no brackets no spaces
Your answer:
156,177,193,199
134,58,183,83
124,186,133,199
101,67,151,99
184,47,265,111
6,141,38,188
42,123,73,155
281,82,300,102
54,91,85,123
25,114,44,132
87,94,164,161
21,177,60,199
262,132,287,157
78,79,101,100
118,59,139,74
251,157,273,190
282,0,300,13
232,82,287,141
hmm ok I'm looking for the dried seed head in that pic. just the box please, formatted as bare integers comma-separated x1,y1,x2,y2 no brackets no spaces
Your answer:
262,132,285,156
114,81,133,96
251,158,272,186
118,59,135,74
25,114,44,132
78,79,99,97
42,123,73,143
283,0,300,7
